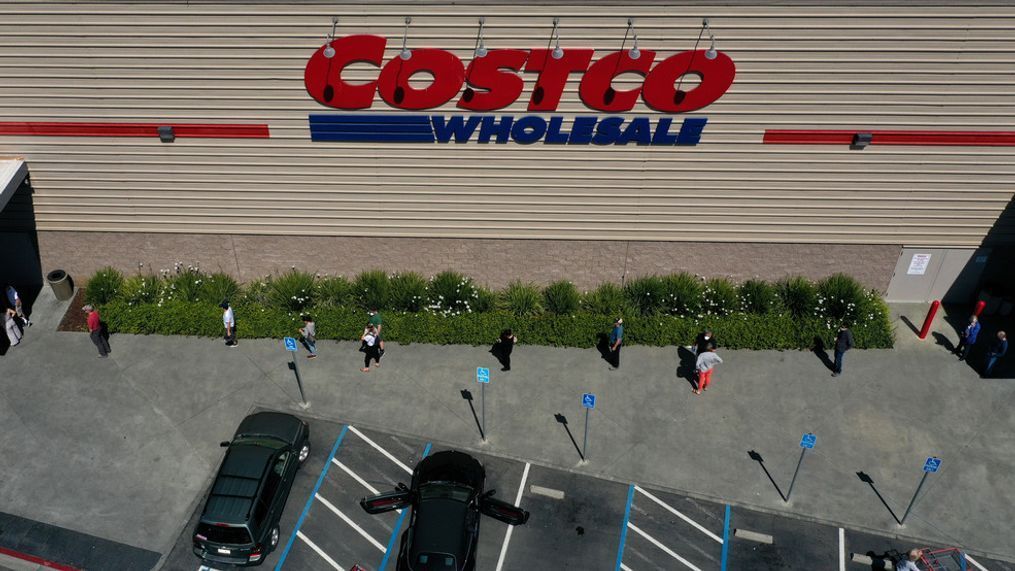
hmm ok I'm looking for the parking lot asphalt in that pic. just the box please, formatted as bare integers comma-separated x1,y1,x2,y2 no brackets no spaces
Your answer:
160,415,1014,571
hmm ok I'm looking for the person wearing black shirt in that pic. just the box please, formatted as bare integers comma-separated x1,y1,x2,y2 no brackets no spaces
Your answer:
832,324,854,377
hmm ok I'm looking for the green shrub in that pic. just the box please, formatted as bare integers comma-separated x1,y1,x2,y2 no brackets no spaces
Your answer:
473,286,496,313
624,275,666,315
240,277,272,306
739,279,782,315
315,276,353,308
121,274,160,305
777,276,818,319
501,281,543,316
701,278,738,316
200,272,240,304
162,266,205,302
582,283,635,317
817,273,865,326
427,271,480,315
543,280,580,315
267,269,315,312
659,273,702,316
353,270,390,310
85,267,125,305
388,272,427,312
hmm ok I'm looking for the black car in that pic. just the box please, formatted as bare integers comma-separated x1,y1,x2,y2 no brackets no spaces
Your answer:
192,412,311,566
360,450,529,571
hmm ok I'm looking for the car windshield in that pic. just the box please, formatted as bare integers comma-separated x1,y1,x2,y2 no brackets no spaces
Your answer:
196,523,252,545
418,482,471,503
230,436,286,449
415,552,457,570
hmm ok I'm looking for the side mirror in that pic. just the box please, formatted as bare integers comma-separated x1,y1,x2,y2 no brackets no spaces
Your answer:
360,489,412,515
220,441,230,447
480,496,530,526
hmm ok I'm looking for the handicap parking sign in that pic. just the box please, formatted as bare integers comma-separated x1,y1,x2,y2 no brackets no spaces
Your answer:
582,393,596,409
477,367,490,384
283,336,298,352
800,433,816,449
923,457,942,473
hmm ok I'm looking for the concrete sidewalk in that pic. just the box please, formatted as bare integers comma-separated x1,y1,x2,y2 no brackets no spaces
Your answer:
1,288,1013,567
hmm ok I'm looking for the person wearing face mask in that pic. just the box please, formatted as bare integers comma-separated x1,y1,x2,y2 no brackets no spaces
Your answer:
691,328,717,356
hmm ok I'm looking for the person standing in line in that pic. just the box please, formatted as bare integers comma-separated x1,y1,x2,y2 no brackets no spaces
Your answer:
493,328,517,371
691,328,717,356
220,300,237,347
4,307,22,347
954,314,980,361
694,346,723,395
368,308,384,356
831,324,854,377
360,324,381,372
983,330,1007,378
83,304,110,358
5,284,31,327
298,314,317,359
608,318,623,369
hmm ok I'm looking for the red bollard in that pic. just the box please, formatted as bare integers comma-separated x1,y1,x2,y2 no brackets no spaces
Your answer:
918,300,941,340
973,300,986,317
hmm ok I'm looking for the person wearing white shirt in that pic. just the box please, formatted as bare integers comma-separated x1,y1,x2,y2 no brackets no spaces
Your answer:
220,300,237,347
896,549,922,571
5,284,30,327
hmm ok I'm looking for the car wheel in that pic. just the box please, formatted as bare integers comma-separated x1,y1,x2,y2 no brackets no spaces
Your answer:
298,441,310,465
269,525,279,549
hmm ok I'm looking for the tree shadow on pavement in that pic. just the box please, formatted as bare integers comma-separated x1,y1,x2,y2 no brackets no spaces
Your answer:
812,336,834,372
675,346,698,390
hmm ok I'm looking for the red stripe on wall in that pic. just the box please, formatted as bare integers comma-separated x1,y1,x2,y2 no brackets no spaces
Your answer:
763,129,1015,146
0,122,270,138
0,546,81,571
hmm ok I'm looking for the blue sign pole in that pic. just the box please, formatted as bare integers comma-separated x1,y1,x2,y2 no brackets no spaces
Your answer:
581,393,596,462
477,367,490,440
901,457,941,525
786,433,816,502
283,337,309,408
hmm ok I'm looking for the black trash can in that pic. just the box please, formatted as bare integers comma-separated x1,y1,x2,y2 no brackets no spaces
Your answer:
46,269,74,301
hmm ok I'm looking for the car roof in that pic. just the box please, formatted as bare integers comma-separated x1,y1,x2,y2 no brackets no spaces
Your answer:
202,445,275,524
414,450,484,490
235,411,302,443
409,497,471,566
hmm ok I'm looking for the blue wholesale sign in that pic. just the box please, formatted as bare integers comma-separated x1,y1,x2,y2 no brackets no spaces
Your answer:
582,393,597,409
800,433,817,449
283,337,298,352
477,367,490,384
923,457,942,473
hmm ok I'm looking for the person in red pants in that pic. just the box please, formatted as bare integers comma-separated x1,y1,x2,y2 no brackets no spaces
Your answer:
694,346,723,395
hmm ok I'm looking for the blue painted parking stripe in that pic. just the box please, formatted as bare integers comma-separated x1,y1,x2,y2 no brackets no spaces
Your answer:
274,425,349,571
379,442,432,571
613,484,635,571
720,504,731,571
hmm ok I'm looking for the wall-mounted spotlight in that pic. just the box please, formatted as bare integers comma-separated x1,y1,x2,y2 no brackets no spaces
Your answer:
626,18,640,60
550,17,563,59
474,17,488,58
703,18,718,60
399,16,413,60
322,16,338,58
851,132,873,149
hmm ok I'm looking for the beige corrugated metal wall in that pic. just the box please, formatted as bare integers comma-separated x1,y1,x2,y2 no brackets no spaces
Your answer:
0,2,1013,246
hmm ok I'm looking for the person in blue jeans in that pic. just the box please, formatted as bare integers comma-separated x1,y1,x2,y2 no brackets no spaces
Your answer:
983,330,1007,377
831,324,854,377
608,318,623,369
298,314,317,359
954,314,980,361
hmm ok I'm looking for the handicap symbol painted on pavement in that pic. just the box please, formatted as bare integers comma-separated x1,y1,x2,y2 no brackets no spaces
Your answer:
477,367,490,384
582,393,596,409
923,457,942,473
283,337,298,352
800,433,817,449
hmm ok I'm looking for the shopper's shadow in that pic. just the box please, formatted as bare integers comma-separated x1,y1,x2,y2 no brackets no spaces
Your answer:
676,346,698,389
812,336,835,372
931,331,956,353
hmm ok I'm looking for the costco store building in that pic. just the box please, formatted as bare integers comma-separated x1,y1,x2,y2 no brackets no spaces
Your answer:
1,1,1013,301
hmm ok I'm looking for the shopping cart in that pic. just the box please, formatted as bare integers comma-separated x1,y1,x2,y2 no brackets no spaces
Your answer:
915,547,968,571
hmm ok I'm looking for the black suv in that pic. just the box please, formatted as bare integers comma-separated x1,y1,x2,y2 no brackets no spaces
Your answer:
192,412,310,566
361,450,529,571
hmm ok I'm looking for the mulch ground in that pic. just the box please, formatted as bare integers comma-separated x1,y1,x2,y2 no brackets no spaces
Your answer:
57,288,88,332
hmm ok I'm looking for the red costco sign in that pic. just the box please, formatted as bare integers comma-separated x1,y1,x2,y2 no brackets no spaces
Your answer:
304,35,735,112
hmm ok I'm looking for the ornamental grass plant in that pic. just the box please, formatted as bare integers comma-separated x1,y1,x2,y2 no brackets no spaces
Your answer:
83,267,894,350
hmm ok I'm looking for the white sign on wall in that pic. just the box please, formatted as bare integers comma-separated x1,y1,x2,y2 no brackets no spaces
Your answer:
907,253,932,275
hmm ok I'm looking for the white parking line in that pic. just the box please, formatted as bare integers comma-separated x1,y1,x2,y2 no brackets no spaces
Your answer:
331,457,404,514
494,462,531,571
348,425,413,475
315,493,387,553
297,530,345,571
620,563,634,571
966,554,988,571
628,522,702,571
838,528,845,571
633,485,723,544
